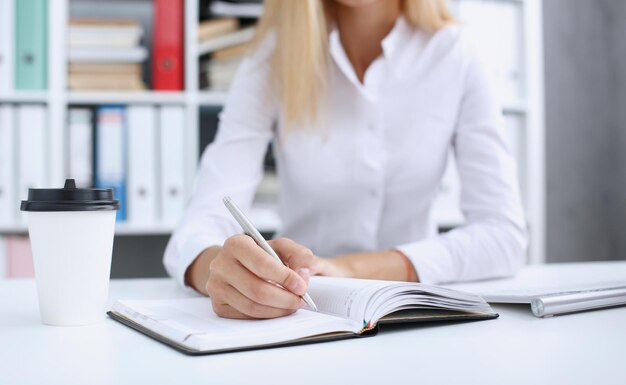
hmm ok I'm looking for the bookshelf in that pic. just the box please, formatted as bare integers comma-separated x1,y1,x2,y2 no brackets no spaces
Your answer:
0,0,546,265
0,92,49,103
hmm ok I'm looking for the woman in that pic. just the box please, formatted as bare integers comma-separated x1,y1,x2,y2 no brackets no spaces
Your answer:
164,0,527,319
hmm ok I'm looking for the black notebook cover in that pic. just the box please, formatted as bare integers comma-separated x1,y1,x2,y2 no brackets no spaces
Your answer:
107,309,498,356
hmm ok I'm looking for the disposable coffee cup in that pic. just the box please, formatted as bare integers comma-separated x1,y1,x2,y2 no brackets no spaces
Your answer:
20,179,119,326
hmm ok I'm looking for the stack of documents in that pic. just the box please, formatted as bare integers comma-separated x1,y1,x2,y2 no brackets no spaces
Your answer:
67,18,147,90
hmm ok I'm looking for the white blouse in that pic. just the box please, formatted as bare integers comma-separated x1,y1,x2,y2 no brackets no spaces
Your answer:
163,17,528,288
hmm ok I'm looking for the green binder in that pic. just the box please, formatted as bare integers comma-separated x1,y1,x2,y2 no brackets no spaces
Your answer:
15,0,48,90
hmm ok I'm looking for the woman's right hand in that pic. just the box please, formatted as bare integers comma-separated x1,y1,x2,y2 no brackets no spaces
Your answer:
201,235,317,319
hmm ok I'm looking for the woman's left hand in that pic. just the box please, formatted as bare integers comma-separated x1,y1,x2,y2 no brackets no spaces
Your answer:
269,239,417,282
267,238,348,278
320,250,419,282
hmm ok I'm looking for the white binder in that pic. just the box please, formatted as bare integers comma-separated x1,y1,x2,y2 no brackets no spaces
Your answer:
17,105,47,221
0,105,16,225
67,108,93,188
158,106,186,225
127,105,157,225
0,0,15,93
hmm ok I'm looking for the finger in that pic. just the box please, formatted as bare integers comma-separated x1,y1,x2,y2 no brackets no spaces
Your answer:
223,283,298,319
222,260,303,310
268,238,313,268
236,244,308,297
268,238,323,276
206,278,251,319
212,302,254,320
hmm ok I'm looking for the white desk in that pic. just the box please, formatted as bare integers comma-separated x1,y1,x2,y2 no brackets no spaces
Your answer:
1,262,625,385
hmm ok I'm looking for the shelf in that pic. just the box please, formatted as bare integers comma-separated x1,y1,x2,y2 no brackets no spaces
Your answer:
67,91,187,105
0,206,281,236
67,91,229,106
0,91,526,113
0,92,49,103
197,90,229,106
0,224,174,236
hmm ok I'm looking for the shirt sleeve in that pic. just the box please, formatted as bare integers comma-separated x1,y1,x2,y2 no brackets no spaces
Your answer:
396,41,528,284
163,39,278,289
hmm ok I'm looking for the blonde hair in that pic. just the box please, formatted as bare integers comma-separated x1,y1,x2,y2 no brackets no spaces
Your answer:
254,0,455,129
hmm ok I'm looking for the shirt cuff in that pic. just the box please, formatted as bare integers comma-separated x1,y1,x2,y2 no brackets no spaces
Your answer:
175,234,225,293
396,237,454,285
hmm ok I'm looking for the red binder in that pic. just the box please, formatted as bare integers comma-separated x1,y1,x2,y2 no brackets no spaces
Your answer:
152,0,184,90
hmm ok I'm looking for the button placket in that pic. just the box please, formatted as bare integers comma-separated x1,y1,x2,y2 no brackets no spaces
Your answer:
360,103,387,244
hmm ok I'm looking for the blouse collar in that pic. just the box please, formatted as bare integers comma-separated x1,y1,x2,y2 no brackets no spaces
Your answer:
329,15,428,89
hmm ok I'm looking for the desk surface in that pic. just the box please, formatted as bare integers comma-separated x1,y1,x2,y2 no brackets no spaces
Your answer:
2,262,625,385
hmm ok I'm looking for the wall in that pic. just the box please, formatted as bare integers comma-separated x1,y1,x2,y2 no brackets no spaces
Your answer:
612,5,626,261
543,0,626,262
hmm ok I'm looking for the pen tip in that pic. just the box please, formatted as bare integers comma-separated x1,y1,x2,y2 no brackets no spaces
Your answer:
304,295,318,312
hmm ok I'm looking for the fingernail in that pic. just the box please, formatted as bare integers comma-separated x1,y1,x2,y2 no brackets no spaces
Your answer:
297,268,311,282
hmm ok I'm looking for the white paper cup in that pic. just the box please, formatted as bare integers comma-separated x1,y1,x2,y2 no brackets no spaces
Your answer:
21,179,119,326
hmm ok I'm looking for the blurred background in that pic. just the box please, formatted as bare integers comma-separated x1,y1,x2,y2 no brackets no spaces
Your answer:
0,0,624,280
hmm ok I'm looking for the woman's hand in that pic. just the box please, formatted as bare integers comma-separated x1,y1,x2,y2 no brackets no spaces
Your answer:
197,236,328,319
184,236,416,319
325,250,419,282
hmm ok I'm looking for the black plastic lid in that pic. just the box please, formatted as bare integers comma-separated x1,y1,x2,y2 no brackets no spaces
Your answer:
20,179,120,212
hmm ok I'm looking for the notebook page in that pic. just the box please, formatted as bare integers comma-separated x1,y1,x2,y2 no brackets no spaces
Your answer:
365,284,493,322
373,296,492,320
112,298,361,352
307,277,392,323
307,277,494,326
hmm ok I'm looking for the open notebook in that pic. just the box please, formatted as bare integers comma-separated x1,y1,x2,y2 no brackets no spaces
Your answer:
108,276,497,355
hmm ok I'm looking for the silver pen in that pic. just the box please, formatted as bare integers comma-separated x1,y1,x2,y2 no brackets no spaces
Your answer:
223,196,318,312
